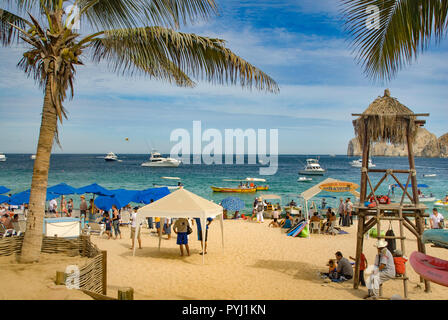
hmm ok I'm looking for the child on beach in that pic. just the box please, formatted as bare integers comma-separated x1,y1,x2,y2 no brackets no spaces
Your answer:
349,253,368,286
102,213,112,239
392,250,408,277
320,259,337,279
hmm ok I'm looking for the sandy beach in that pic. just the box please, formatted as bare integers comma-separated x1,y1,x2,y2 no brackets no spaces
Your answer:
87,218,448,300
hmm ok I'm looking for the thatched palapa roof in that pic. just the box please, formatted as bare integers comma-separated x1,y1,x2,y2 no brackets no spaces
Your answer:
352,89,427,145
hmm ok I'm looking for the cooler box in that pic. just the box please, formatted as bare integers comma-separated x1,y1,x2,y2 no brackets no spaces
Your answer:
43,217,80,238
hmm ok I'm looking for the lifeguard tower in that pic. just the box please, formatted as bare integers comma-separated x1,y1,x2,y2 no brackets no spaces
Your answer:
351,89,430,297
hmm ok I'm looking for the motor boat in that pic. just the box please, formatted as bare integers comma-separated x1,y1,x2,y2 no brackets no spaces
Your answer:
298,159,326,175
31,154,36,160
423,174,437,178
297,177,313,182
350,158,376,168
0,153,6,162
104,152,118,161
141,151,181,167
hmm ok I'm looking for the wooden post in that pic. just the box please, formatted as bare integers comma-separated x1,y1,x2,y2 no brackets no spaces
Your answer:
55,271,66,285
360,120,370,203
101,250,107,295
353,212,365,289
406,123,419,205
118,287,134,300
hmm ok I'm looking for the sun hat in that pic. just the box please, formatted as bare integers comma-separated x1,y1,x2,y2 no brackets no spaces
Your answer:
80,195,85,198
374,239,388,248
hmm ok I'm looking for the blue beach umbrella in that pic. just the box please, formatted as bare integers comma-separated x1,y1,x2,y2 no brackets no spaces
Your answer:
47,183,78,195
9,190,59,205
135,187,171,204
221,197,245,211
0,186,10,194
76,183,114,196
393,184,429,188
0,195,9,204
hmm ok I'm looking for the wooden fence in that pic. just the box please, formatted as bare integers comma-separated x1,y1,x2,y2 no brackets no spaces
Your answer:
0,235,107,295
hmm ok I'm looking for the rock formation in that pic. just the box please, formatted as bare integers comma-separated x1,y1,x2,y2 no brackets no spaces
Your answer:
347,128,445,158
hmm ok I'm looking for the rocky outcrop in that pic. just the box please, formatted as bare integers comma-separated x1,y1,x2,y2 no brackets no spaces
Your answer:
439,133,448,158
347,128,444,158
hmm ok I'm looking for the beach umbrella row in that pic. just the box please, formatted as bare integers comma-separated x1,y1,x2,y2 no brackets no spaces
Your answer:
0,186,10,194
94,187,170,211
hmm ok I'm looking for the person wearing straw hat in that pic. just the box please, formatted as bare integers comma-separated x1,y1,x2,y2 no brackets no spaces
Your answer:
79,195,87,219
255,197,266,223
365,239,396,300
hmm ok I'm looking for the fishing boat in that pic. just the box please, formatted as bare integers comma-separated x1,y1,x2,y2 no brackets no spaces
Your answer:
298,159,326,175
104,152,118,161
350,158,376,168
141,151,181,167
297,177,313,182
0,153,6,162
423,174,437,177
211,186,257,193
220,177,269,191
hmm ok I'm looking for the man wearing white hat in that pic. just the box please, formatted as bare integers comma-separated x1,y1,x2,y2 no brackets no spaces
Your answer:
365,239,396,299
255,197,266,223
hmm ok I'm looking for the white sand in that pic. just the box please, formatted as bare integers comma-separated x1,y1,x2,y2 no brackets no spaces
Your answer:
90,219,448,300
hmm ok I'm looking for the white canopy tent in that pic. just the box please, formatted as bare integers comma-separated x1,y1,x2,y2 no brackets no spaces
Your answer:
134,188,224,264
299,178,360,238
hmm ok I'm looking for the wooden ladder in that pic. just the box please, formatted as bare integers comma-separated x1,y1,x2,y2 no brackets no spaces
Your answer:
377,208,408,299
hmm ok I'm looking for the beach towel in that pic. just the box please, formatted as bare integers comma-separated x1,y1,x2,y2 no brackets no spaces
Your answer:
338,230,349,235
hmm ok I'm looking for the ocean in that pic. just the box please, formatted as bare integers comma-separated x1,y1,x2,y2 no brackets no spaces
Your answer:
0,154,447,214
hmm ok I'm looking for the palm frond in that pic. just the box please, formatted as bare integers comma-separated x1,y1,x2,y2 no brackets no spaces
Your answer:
4,0,60,14
341,0,448,81
78,0,218,31
90,27,279,92
0,8,30,45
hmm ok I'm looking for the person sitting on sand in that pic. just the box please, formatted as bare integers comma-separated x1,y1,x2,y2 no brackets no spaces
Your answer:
130,207,142,250
268,209,280,228
279,211,293,228
173,218,190,256
331,251,353,281
365,240,396,300
392,249,408,277
321,259,337,279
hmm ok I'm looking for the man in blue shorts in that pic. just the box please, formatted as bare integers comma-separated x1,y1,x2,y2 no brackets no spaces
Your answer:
173,218,190,256
194,217,213,255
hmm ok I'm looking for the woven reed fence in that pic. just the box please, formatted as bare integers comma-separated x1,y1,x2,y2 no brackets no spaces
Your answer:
0,235,107,295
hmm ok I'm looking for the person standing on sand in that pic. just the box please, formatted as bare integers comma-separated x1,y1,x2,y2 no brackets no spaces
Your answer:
430,208,444,229
195,217,213,254
346,198,353,226
111,204,122,240
79,195,87,219
173,218,190,256
67,198,73,217
163,217,172,240
255,197,266,223
130,207,142,250
350,253,368,287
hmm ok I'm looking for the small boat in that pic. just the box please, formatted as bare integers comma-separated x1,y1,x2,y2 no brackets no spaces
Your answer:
0,153,6,162
104,152,118,161
350,158,376,168
153,177,183,190
31,154,36,160
298,159,326,175
410,251,448,287
423,174,437,177
141,151,181,167
297,177,313,182
211,186,257,193
434,200,448,207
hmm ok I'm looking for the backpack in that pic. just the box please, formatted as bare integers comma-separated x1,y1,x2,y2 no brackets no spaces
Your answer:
385,223,396,253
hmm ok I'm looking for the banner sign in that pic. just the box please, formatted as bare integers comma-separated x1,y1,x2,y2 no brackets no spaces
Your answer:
319,182,359,193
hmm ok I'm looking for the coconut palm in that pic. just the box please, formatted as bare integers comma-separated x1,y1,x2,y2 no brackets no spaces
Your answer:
340,0,448,81
0,0,279,263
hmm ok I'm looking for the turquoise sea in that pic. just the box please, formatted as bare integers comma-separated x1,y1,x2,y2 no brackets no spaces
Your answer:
0,154,447,215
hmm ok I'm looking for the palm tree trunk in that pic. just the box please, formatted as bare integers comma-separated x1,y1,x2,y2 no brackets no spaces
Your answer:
19,77,58,263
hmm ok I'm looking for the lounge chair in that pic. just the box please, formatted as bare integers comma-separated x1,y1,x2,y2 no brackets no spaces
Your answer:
310,220,321,234
86,222,105,236
0,223,17,238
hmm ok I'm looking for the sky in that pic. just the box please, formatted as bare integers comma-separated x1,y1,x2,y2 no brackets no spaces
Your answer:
0,0,447,155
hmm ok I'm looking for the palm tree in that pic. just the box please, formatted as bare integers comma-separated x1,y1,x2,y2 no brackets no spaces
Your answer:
0,0,279,263
340,0,448,81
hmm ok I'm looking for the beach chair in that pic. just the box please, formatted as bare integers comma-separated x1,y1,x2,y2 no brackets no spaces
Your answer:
86,222,105,237
0,223,16,238
310,221,320,234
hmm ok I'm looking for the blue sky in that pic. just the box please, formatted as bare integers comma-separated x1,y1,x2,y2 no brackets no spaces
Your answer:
0,0,447,154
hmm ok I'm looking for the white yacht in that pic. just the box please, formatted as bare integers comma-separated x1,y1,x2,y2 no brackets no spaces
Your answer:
141,152,181,167
0,153,6,162
298,159,326,175
104,152,118,161
31,154,36,160
350,158,376,168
